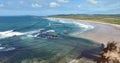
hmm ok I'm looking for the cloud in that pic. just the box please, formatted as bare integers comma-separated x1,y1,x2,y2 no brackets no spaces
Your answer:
87,0,98,4
77,5,82,8
58,0,69,3
20,1,24,4
32,3,42,8
50,2,60,8
0,4,4,7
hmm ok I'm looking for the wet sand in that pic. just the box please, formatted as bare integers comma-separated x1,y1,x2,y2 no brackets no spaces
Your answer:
55,18,120,45
73,20,120,45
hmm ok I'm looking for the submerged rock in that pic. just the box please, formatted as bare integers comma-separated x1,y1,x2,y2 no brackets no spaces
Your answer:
48,35,58,39
32,29,58,39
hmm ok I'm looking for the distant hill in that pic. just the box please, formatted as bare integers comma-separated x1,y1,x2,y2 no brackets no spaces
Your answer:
48,14,120,25
48,14,120,17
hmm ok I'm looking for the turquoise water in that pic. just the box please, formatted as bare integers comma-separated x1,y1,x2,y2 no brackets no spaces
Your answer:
0,16,100,63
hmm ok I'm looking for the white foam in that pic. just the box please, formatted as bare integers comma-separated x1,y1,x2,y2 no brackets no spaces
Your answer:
75,22,94,30
46,18,69,23
68,59,79,63
0,47,16,51
26,35,34,37
45,30,55,33
25,29,44,34
5,47,16,51
0,30,24,39
0,47,5,50
46,18,57,21
46,18,94,31
48,23,51,26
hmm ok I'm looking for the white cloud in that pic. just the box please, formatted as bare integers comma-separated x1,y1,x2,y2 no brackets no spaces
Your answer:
87,0,98,4
0,4,4,7
58,0,69,3
20,1,24,4
77,5,82,8
32,3,42,8
50,2,60,8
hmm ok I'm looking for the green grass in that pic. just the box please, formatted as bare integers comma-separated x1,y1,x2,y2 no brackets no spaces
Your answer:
49,14,120,25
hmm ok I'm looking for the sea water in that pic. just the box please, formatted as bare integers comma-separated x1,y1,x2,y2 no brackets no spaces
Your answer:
0,16,101,63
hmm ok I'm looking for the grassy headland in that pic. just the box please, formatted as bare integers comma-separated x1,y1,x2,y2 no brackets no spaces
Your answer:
48,14,120,25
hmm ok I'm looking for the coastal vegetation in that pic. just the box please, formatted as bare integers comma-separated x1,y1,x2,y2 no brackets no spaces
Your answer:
69,41,120,63
97,41,120,63
49,14,120,25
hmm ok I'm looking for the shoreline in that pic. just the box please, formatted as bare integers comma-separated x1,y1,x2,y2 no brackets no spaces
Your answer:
49,17,120,45
51,17,120,28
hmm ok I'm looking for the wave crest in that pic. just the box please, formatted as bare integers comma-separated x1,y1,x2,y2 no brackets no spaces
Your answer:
0,44,16,52
46,18,94,31
0,30,24,39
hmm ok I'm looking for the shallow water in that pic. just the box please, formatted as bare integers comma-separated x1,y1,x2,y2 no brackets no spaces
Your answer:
0,16,100,63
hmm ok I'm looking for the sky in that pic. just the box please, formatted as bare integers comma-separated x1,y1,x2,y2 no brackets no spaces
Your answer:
0,0,120,16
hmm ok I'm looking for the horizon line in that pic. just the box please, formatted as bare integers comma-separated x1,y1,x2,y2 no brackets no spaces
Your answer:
0,13,120,17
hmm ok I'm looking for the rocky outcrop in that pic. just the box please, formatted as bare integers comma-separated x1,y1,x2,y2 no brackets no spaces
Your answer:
97,41,120,63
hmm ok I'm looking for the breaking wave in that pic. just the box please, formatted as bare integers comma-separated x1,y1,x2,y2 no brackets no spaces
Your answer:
46,18,94,31
0,29,56,39
0,44,16,52
0,30,24,39
0,18,94,39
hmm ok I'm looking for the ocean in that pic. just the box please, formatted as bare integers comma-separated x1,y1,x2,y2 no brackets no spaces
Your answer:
0,16,102,63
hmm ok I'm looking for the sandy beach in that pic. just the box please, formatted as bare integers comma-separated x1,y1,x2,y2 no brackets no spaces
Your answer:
74,20,120,45
55,18,120,45
52,18,120,63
